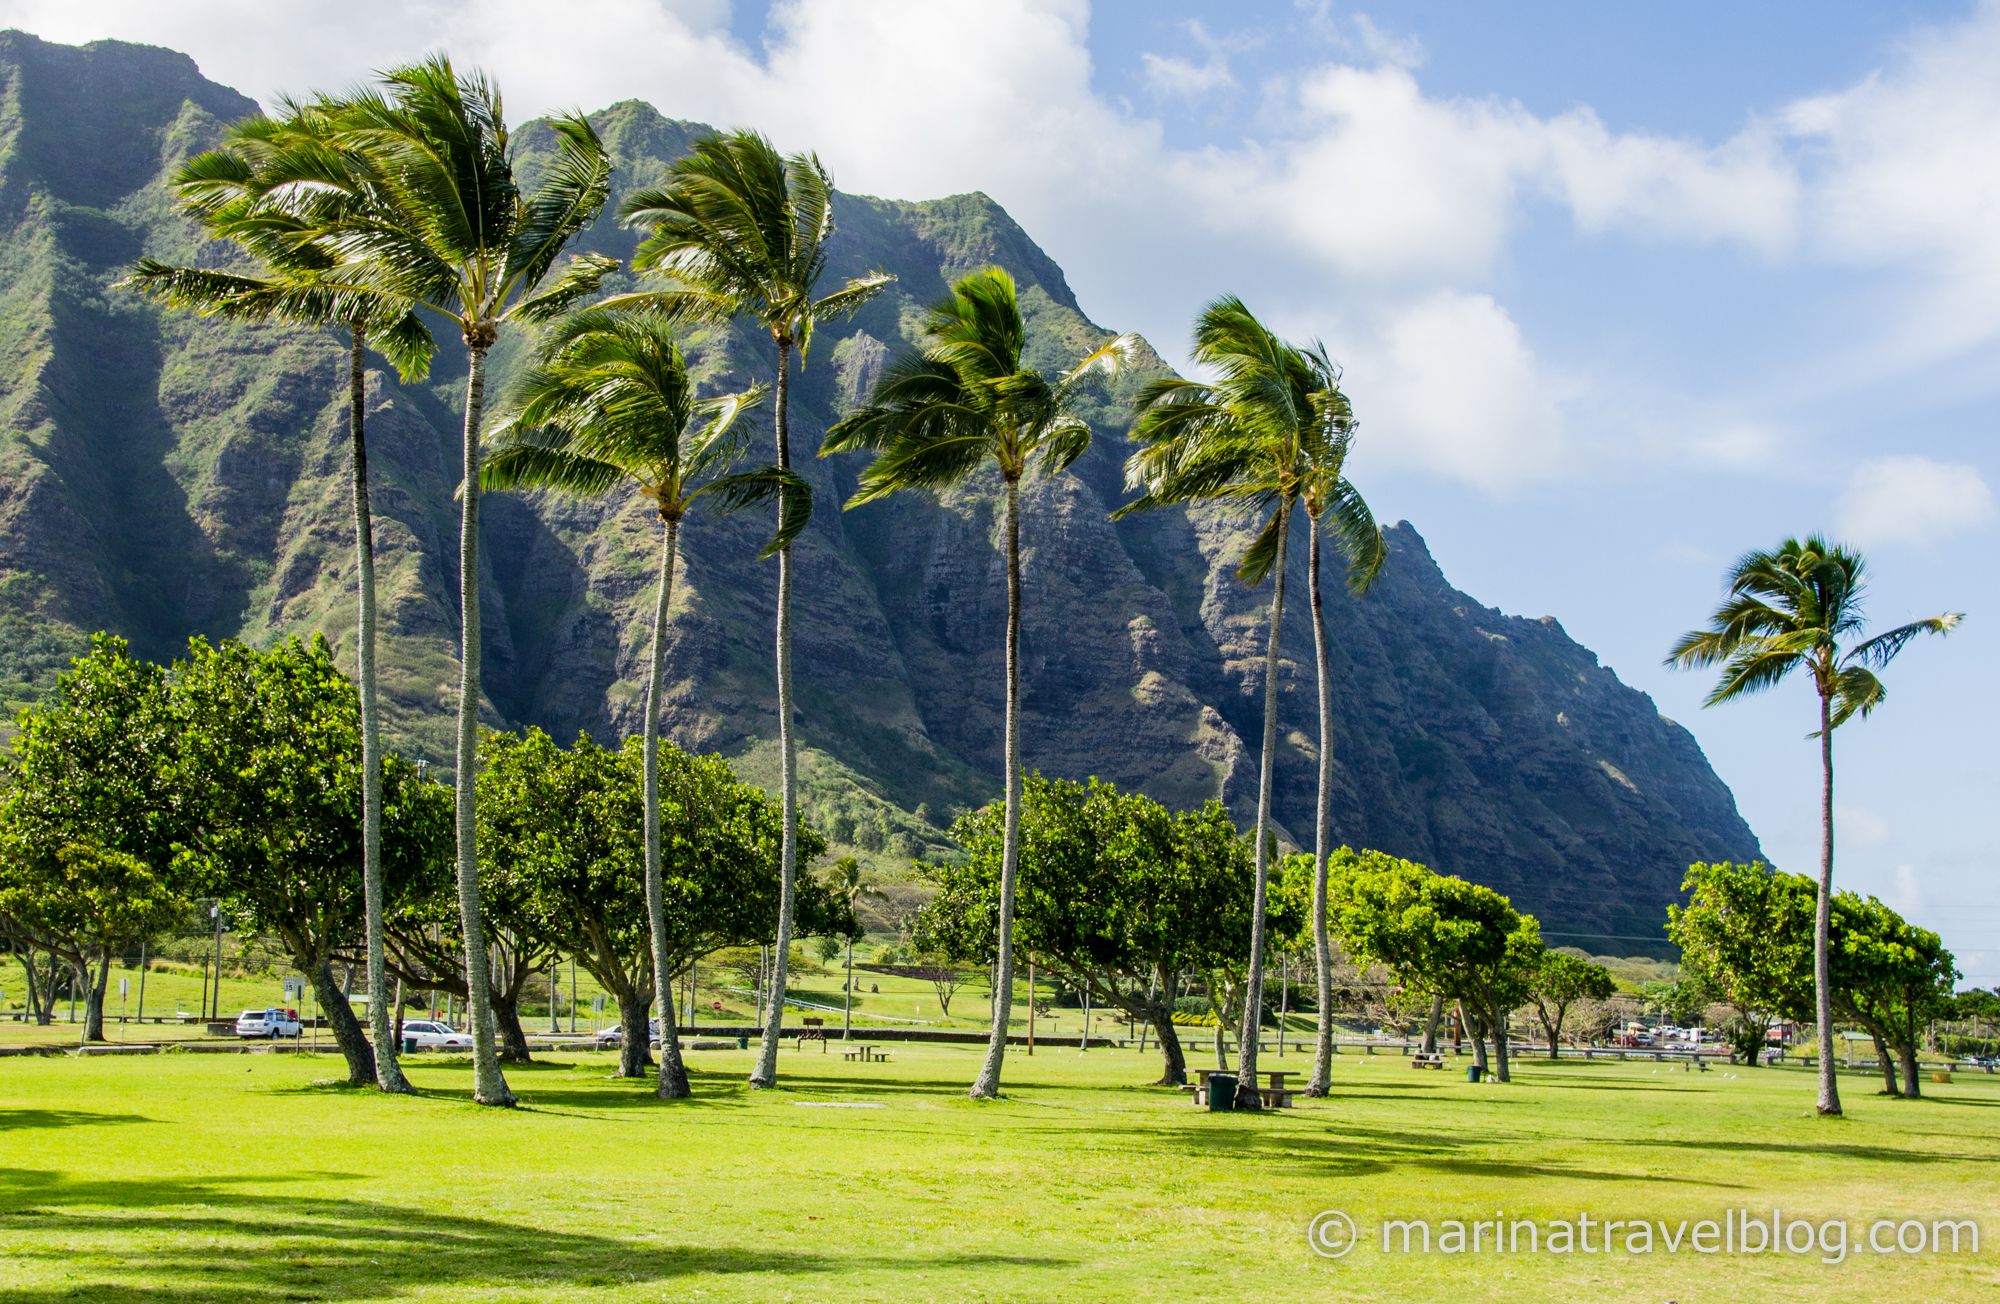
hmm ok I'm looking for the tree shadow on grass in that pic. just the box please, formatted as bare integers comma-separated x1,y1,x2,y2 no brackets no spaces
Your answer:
0,1109,151,1132
0,1168,1068,1302
1613,1136,1989,1164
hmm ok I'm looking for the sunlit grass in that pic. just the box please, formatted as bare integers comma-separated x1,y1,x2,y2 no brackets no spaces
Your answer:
2,1042,1997,1301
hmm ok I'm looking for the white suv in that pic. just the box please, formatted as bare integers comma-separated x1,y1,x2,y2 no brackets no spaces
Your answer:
398,1020,473,1050
235,1008,303,1039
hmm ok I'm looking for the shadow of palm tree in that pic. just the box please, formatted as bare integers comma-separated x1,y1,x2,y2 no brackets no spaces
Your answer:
0,1168,1068,1302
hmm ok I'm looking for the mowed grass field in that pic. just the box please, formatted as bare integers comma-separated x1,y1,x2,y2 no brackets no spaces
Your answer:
2,1045,1997,1303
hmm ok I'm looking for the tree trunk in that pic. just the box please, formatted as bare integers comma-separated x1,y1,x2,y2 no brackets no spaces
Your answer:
1421,993,1443,1056
18,944,47,1024
843,936,854,1041
1462,1002,1487,1070
1542,1004,1565,1060
1490,1002,1512,1082
348,327,410,1095
494,993,532,1064
616,991,652,1080
1150,1004,1187,1086
1869,1027,1898,1095
1813,690,1840,1116
80,954,108,1043
1306,518,1336,1099
452,339,512,1108
973,475,1026,1101
309,953,376,1086
1235,505,1291,1111
1897,1038,1922,1100
641,518,692,1100
754,335,799,1091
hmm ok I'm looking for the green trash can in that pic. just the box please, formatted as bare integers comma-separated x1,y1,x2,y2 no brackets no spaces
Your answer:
737,1035,749,1050
1206,1072,1237,1112
1466,1064,1484,1083
402,1036,417,1055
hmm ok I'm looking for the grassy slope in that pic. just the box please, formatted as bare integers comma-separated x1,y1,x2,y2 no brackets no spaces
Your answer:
1,1048,1996,1302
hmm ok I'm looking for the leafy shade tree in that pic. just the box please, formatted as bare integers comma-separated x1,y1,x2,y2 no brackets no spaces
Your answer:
618,128,891,1091
321,57,615,1106
1667,536,1960,1116
167,637,453,1086
1527,951,1616,1058
1327,848,1541,1082
1833,893,1958,1099
122,101,438,1095
1118,297,1369,1108
0,636,188,1042
823,267,1131,1098
915,774,1254,1087
477,729,846,1088
1667,861,1816,1066
483,308,786,1098
821,857,887,1040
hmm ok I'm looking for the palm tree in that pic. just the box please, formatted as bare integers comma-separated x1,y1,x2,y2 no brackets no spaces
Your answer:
823,267,1131,1097
1291,348,1386,1097
121,102,437,1095
821,856,888,1041
1667,536,1960,1116
482,309,785,1099
617,129,891,1090
1116,297,1375,1110
301,58,616,1106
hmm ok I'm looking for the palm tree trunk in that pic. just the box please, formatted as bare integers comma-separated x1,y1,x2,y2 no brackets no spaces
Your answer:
453,339,512,1108
754,335,800,1089
843,936,854,1040
1235,506,1291,1111
972,475,1025,1100
1814,690,1841,1116
1306,517,1335,1098
645,519,691,1100
348,327,410,1096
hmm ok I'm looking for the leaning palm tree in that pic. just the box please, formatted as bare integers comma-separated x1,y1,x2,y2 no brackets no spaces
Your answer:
823,267,1131,1097
121,102,437,1096
617,129,891,1090
306,57,615,1106
1291,349,1386,1098
482,309,786,1099
1667,536,1960,1116
821,856,888,1041
1117,297,1377,1110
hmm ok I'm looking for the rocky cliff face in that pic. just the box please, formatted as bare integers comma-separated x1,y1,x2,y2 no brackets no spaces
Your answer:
0,33,1760,944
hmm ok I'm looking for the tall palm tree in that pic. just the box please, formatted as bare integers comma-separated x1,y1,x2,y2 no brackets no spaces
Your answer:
617,129,891,1090
823,267,1131,1097
1291,348,1386,1098
482,309,786,1099
821,856,887,1041
302,57,616,1106
1667,536,1959,1116
1117,297,1376,1110
121,102,437,1095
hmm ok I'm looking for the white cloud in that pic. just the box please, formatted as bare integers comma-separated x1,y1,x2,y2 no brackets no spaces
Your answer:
1783,0,2000,368
1835,455,1996,549
1141,50,1233,98
1838,803,1892,849
1344,291,1571,490
1294,4,1425,68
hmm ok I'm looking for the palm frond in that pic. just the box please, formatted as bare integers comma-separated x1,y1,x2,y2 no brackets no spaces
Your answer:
1844,613,1962,668
1320,476,1386,595
698,465,812,557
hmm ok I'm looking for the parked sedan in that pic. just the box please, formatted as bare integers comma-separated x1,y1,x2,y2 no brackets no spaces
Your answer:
593,1019,660,1049
399,1020,473,1050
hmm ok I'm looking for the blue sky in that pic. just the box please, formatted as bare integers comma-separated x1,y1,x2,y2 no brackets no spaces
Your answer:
6,0,1996,979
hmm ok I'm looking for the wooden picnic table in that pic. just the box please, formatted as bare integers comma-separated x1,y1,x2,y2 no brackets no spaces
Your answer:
840,1043,893,1063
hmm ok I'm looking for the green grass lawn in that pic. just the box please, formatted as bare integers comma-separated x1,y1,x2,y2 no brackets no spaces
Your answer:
2,1044,1997,1302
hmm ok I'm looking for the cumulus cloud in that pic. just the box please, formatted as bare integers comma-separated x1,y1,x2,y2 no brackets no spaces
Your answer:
1835,455,1997,549
1783,0,2000,368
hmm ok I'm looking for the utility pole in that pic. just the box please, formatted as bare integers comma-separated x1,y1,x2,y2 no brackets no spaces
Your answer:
1026,962,1036,1056
135,940,147,1024
209,902,223,1021
1278,953,1288,1057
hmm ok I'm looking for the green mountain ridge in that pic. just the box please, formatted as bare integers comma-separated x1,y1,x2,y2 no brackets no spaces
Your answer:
0,32,1761,946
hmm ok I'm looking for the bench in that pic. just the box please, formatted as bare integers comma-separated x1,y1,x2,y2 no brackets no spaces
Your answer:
797,1017,827,1052
1410,1053,1446,1069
